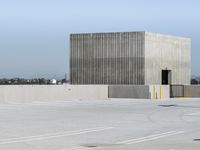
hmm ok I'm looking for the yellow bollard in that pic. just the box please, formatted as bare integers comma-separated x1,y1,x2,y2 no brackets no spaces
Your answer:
160,86,163,99
154,86,157,99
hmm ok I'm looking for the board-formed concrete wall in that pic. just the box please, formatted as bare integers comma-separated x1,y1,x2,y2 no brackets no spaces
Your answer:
145,32,191,85
0,85,109,103
70,31,191,85
70,32,145,85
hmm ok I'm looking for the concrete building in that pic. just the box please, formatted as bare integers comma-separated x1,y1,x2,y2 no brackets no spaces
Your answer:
70,32,191,85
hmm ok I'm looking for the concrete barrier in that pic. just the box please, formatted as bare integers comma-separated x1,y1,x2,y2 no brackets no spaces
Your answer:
109,85,170,99
169,85,200,98
184,85,200,97
108,85,150,99
170,85,184,98
0,85,109,103
0,84,171,103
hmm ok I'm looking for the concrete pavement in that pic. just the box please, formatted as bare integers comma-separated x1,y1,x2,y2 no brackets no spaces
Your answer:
0,99,200,150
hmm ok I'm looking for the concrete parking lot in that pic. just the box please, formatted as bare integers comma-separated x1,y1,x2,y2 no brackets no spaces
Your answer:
0,99,200,150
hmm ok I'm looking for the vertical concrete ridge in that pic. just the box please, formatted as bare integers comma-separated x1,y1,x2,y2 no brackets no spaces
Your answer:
70,32,145,85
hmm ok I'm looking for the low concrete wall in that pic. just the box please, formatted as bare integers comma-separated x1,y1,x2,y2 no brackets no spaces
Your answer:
109,85,170,99
170,85,184,98
0,84,172,103
0,85,109,103
184,85,200,98
149,85,170,99
108,85,150,99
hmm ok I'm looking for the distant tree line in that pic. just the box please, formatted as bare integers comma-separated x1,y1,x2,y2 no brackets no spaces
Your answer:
0,77,199,85
191,77,200,84
0,78,68,85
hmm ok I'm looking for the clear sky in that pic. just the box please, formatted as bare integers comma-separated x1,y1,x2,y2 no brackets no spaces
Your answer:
0,0,199,79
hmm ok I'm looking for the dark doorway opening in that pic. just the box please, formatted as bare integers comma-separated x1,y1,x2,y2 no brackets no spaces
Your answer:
162,70,171,85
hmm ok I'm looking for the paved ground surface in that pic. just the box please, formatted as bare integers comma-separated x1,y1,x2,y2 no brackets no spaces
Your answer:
0,99,200,150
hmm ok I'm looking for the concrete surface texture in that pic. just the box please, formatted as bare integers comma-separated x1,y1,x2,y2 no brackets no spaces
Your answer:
0,85,170,103
145,32,191,85
169,85,200,98
0,85,108,103
108,85,149,99
70,31,191,85
170,85,185,97
149,85,170,99
184,85,200,97
0,99,200,150
109,85,170,99
70,32,145,85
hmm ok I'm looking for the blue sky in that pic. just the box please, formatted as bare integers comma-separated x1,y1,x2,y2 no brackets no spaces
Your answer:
0,0,199,79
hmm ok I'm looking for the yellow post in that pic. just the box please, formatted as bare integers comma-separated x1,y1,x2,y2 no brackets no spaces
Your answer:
160,86,162,99
154,86,157,99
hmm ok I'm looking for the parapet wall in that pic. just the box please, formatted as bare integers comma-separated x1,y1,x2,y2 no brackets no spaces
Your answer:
3,84,200,103
108,85,150,99
0,85,109,103
169,85,200,98
108,85,170,99
184,85,200,97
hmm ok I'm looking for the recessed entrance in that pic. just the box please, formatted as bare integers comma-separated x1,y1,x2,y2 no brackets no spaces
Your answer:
162,70,171,85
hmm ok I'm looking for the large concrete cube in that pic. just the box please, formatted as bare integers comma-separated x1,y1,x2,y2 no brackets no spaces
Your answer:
70,32,191,85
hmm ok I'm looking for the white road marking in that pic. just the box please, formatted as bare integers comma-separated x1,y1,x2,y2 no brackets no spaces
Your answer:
60,147,92,150
185,112,200,116
67,147,92,150
65,131,184,150
117,131,184,145
0,127,113,145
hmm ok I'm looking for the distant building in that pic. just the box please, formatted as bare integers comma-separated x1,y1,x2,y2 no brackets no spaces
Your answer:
50,79,57,84
70,32,191,85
